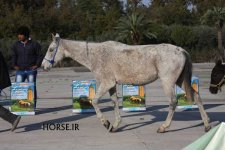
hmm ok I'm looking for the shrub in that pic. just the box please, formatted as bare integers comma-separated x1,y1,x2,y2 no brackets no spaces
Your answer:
148,24,172,44
170,25,198,48
193,25,217,51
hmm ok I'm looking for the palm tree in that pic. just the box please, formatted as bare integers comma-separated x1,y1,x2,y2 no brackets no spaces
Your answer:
201,7,225,59
115,12,156,45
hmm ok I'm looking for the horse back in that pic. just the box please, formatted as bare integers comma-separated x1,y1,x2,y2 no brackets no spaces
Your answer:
90,43,187,85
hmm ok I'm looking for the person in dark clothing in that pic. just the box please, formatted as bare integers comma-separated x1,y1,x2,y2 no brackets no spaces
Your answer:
0,51,21,132
12,26,43,109
0,52,11,91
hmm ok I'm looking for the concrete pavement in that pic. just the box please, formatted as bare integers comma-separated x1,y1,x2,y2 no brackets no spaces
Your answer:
0,63,224,150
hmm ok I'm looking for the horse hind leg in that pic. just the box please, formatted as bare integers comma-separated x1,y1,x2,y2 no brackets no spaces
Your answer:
182,75,211,132
194,91,211,131
157,79,178,133
109,85,122,132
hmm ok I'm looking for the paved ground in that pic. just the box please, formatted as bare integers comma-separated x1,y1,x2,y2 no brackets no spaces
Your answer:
0,63,224,150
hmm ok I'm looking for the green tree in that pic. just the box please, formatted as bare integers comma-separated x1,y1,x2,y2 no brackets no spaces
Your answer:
72,0,123,41
126,0,142,11
190,0,225,18
149,0,194,25
201,7,225,59
170,25,198,48
115,12,156,44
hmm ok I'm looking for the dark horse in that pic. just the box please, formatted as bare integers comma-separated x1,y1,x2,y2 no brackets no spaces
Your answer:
209,60,225,94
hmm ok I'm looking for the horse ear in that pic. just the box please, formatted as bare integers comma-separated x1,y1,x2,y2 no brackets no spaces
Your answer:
51,33,60,42
214,53,223,66
55,33,60,42
216,59,222,66
55,33,60,38
51,33,55,41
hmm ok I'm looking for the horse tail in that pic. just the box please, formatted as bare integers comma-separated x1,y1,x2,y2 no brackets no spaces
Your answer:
176,50,194,103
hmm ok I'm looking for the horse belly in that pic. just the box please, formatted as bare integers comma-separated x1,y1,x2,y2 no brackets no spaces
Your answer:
115,69,158,85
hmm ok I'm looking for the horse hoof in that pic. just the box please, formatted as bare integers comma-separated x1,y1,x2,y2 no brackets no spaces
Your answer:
103,120,110,128
109,127,118,133
207,117,211,123
205,126,211,132
157,126,165,133
103,120,113,132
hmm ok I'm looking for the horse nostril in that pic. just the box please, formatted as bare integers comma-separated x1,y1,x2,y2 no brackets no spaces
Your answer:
47,67,51,71
43,66,49,71
209,87,218,94
209,86,217,94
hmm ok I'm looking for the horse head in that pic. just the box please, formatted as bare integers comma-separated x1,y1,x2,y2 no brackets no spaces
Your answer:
42,33,65,70
209,60,225,94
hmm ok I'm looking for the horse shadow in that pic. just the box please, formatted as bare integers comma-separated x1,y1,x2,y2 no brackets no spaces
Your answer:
0,103,223,133
0,106,116,133
35,105,72,115
117,103,225,132
36,98,111,115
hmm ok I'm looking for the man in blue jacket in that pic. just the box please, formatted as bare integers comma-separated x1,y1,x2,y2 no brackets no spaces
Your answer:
12,26,43,109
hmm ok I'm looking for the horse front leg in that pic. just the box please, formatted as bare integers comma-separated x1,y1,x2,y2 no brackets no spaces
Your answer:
157,83,177,133
157,98,177,133
109,86,122,132
92,82,115,132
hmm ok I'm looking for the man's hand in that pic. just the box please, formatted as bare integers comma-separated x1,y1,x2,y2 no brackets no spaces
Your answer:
31,65,38,70
14,66,19,70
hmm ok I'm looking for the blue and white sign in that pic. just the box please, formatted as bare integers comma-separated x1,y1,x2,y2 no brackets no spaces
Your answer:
72,80,96,113
10,82,35,115
122,85,146,112
175,76,199,110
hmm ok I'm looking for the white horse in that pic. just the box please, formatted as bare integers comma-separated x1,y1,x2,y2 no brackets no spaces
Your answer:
42,34,211,133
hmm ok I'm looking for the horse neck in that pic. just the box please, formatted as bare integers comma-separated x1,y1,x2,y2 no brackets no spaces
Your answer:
61,39,91,69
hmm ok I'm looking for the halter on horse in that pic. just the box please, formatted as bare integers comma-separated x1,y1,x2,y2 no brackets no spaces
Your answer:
44,34,60,66
210,75,225,91
209,60,225,94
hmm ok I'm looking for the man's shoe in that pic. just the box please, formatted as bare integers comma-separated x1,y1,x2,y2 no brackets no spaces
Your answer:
11,116,21,132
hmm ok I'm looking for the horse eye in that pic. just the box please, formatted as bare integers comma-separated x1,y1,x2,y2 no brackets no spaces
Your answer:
49,48,54,52
215,74,223,78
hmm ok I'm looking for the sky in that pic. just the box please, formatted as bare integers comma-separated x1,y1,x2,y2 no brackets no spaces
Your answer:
142,0,150,6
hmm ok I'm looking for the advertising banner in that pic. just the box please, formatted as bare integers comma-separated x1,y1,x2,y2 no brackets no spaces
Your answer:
176,76,199,110
10,82,35,115
122,85,146,111
72,80,96,113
